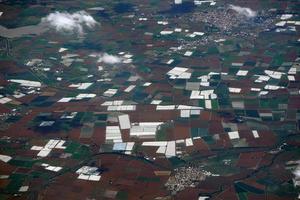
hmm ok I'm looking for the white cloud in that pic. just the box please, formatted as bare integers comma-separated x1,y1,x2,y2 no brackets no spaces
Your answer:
293,163,300,187
229,4,257,18
97,53,122,64
41,11,98,35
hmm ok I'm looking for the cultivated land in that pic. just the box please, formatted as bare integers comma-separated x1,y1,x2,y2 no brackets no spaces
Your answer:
0,0,299,199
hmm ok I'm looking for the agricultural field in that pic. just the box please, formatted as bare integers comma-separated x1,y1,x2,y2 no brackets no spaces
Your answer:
0,0,299,199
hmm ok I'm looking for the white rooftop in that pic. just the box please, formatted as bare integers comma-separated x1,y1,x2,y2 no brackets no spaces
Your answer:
118,114,131,130
229,87,241,93
103,89,118,97
236,70,248,76
69,83,93,90
167,67,191,80
228,131,240,140
9,79,41,88
0,154,12,163
252,130,259,138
